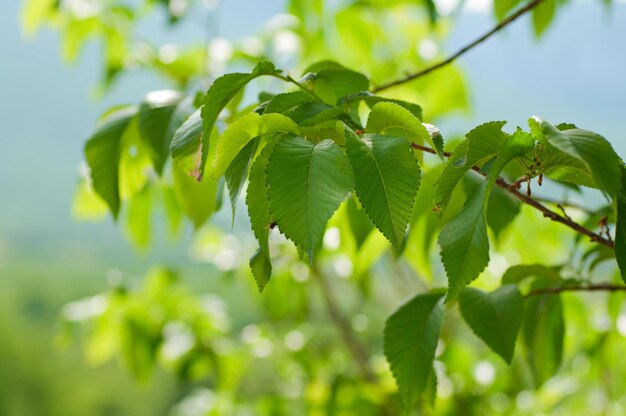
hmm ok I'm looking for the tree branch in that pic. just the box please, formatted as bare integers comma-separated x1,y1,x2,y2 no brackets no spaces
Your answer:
410,143,615,249
526,283,626,297
372,0,545,92
312,267,377,383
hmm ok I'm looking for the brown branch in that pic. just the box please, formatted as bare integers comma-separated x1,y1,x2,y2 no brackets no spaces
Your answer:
526,283,626,297
410,143,615,249
313,268,377,383
373,0,545,92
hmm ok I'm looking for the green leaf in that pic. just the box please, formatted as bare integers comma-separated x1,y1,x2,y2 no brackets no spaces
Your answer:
439,129,533,299
137,90,183,174
224,140,257,223
532,0,556,37
366,102,438,155
494,0,522,20
267,136,354,258
615,166,626,284
501,264,561,285
264,91,316,114
338,91,423,120
536,118,621,195
459,285,524,363
172,162,218,229
345,131,421,250
212,112,299,179
123,185,152,250
285,103,347,127
434,121,507,214
523,278,565,386
84,106,136,218
246,145,274,291
170,61,278,179
439,181,490,300
487,185,520,239
307,68,369,104
384,290,445,409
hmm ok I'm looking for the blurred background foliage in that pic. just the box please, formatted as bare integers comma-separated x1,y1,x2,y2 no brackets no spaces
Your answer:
2,0,626,414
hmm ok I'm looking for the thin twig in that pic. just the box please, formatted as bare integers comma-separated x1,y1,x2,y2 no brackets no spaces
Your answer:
312,267,377,383
410,143,615,249
526,283,626,297
373,0,545,92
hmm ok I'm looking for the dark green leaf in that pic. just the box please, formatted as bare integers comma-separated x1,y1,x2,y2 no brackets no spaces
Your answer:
224,140,256,223
439,181,490,300
246,145,274,291
615,166,626,283
345,131,420,250
384,290,445,409
459,285,524,363
536,117,621,195
267,136,354,258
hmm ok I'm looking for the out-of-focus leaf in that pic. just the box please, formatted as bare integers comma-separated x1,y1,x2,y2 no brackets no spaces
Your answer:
138,90,183,174
84,106,136,218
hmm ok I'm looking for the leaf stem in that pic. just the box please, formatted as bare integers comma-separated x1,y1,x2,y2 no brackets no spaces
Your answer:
372,0,545,92
410,143,615,249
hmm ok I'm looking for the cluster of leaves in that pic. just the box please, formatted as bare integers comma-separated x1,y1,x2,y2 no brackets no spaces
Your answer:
81,56,626,409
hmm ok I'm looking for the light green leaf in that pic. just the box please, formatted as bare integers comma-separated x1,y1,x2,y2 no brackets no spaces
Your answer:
532,0,556,37
439,181,490,300
384,290,445,409
366,102,438,155
172,163,218,229
338,91,423,120
123,185,152,250
536,118,621,195
118,117,152,200
523,278,565,386
212,112,299,178
267,136,354,258
84,106,136,218
494,0,521,19
459,285,524,363
137,90,183,174
434,121,507,214
246,145,274,291
345,131,421,250
171,61,278,179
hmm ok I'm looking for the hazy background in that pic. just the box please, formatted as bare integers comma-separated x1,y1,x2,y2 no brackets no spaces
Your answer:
1,0,625,413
